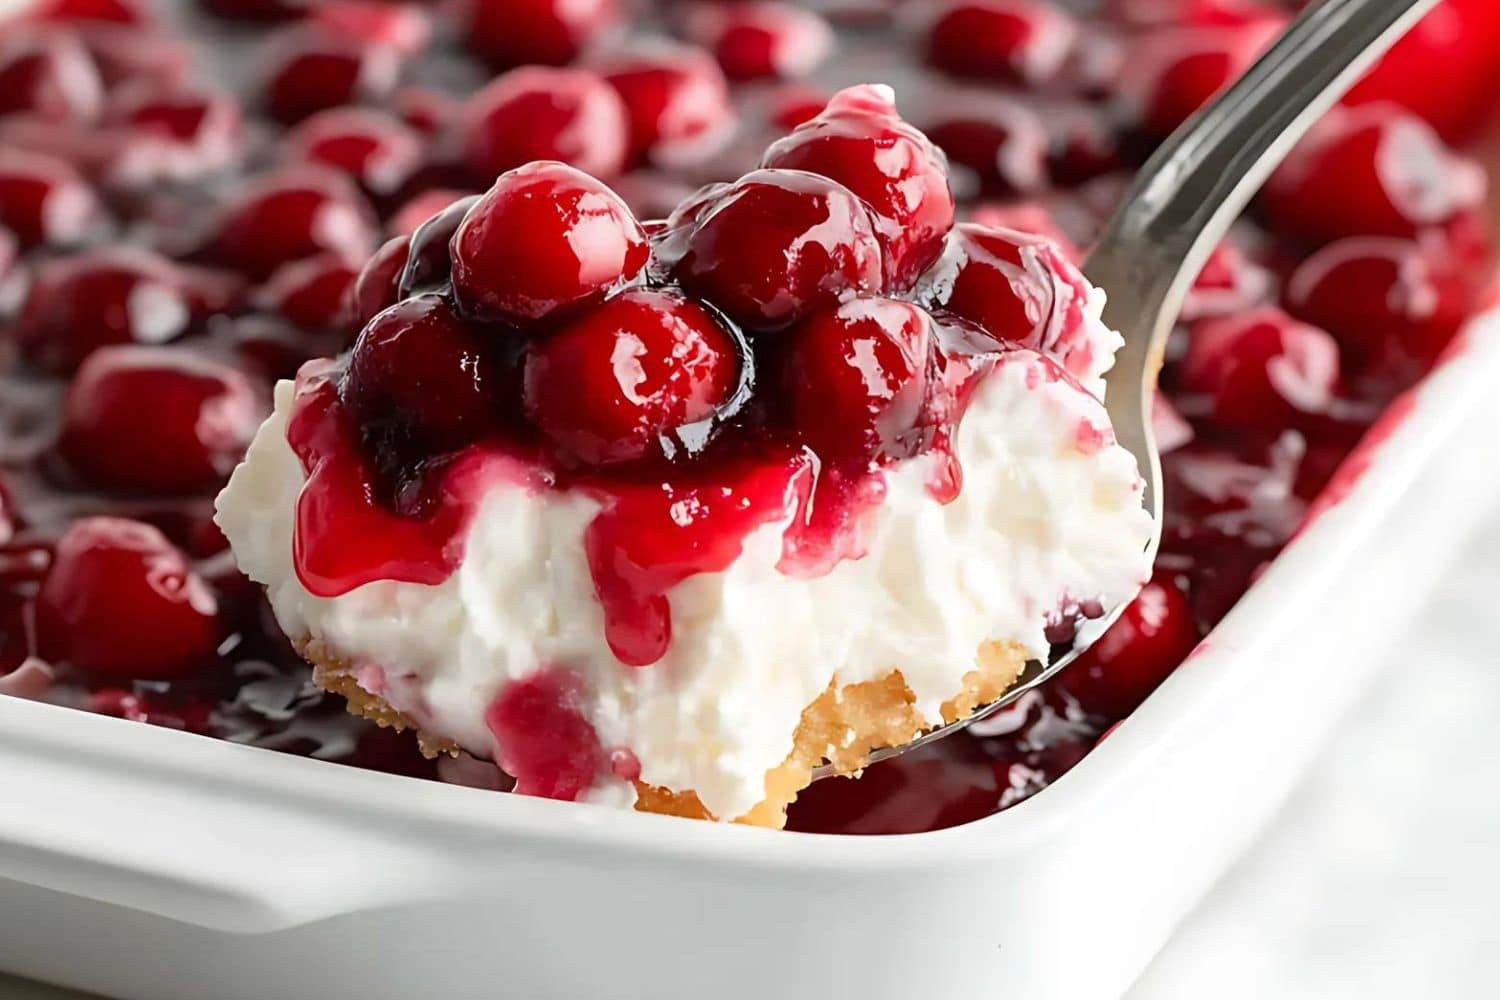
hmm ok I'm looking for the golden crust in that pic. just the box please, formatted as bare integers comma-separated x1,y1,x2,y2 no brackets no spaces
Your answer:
305,639,1026,829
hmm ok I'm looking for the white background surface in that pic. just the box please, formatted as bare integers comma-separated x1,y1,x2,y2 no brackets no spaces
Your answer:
4,519,1499,999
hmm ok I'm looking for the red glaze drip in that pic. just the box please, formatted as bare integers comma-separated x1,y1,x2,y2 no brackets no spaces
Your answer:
486,667,607,800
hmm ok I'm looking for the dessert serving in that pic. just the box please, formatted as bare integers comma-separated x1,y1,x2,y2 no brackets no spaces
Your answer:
2,0,1498,834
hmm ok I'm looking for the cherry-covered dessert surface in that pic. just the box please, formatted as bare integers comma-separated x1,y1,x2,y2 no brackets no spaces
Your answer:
1,0,1497,833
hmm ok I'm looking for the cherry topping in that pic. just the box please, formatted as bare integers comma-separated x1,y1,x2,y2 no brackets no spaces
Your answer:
919,222,1097,382
762,85,955,289
522,287,742,468
285,107,423,198
462,0,619,70
669,167,885,333
258,25,401,125
341,294,507,461
0,28,105,123
14,247,198,372
207,166,377,281
256,252,358,333
462,66,630,183
59,345,265,493
783,298,933,461
486,667,606,801
594,40,735,167
1284,234,1480,369
923,0,1078,86
684,2,834,82
924,96,1050,198
1055,570,1200,718
450,161,649,327
1261,104,1487,244
1179,306,1341,431
397,192,478,297
0,147,102,249
35,517,223,681
351,234,409,327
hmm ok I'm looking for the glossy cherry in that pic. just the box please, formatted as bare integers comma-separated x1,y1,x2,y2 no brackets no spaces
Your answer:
924,96,1050,198
351,234,409,327
1121,15,1284,136
1261,104,1487,244
389,188,474,238
59,345,265,493
685,2,834,82
259,25,401,125
398,192,479,297
1179,306,1342,431
670,167,885,333
762,85,955,290
0,147,102,249
463,0,619,70
207,166,378,281
462,66,630,183
35,517,223,681
594,40,735,166
285,108,423,197
522,287,742,468
923,0,1078,86
0,28,105,122
1055,570,1200,719
450,161,649,327
783,298,933,461
14,247,198,372
340,294,508,458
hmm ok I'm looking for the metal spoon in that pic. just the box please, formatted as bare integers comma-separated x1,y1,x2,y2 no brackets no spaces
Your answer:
826,0,1442,775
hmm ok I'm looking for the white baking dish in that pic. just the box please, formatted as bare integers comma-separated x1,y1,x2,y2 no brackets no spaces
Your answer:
2,309,1499,1000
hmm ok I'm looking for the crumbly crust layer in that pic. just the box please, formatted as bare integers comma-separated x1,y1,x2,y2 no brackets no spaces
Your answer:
305,639,1026,829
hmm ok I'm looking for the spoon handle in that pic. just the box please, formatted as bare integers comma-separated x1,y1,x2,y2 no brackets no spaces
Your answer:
1086,0,1442,537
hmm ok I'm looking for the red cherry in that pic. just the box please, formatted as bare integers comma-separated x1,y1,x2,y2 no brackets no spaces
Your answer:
259,25,401,125
59,345,265,493
924,96,1049,198
670,167,885,333
14,247,199,372
463,0,619,70
0,28,105,123
1284,234,1480,369
765,84,830,131
256,252,358,332
393,85,459,136
285,107,422,198
1178,306,1341,430
397,192,478,298
388,187,474,238
462,66,630,184
594,40,735,167
35,517,223,681
1121,15,1284,136
923,0,1079,85
0,147,102,249
763,85,955,289
966,202,1082,263
451,161,649,327
522,288,741,467
684,2,834,82
486,668,606,801
351,233,409,327
783,297,933,462
919,222,1098,381
310,2,432,57
341,294,507,456
1261,104,1487,244
208,166,378,281
1055,570,1199,719
105,84,245,185
1180,237,1271,321
18,0,152,25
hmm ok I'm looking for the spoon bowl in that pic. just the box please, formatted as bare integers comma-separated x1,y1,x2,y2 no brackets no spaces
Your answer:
819,0,1442,776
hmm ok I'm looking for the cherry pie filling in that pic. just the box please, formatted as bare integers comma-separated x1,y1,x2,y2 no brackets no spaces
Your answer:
0,0,1497,833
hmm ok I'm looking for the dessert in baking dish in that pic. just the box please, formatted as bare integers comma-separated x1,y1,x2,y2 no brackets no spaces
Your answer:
216,89,1156,825
1,0,1497,834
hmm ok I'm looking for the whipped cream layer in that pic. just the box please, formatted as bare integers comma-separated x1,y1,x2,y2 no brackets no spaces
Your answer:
218,297,1152,821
